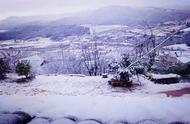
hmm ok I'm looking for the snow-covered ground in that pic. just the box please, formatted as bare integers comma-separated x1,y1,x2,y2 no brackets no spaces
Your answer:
0,38,64,49
83,25,128,33
1,94,190,123
0,74,190,123
1,74,190,96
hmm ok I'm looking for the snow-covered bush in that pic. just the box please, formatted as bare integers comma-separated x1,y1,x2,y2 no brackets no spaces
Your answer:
0,58,10,79
108,62,119,74
133,66,145,75
16,61,31,78
119,70,132,83
120,54,131,68
109,54,133,86
109,69,132,87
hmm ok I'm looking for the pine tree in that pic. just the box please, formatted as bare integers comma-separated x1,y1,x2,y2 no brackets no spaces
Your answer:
16,61,31,78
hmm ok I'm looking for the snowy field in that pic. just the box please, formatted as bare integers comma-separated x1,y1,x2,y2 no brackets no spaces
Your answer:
0,38,64,49
0,74,190,123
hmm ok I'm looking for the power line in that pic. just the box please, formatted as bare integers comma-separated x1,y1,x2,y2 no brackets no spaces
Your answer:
83,26,189,95
126,26,187,70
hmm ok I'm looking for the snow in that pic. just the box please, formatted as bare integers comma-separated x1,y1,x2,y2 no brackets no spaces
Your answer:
132,75,190,94
163,44,190,51
177,56,190,63
1,36,190,122
51,118,75,124
161,43,190,63
0,30,7,33
0,95,190,123
28,118,50,124
21,55,44,74
78,120,100,124
130,28,143,33
0,75,190,123
1,23,190,123
84,25,128,33
0,38,63,49
149,73,181,80
182,27,190,32
0,74,190,96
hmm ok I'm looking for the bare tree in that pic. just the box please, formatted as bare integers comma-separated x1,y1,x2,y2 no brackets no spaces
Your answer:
0,48,23,71
133,21,157,71
81,41,101,76
145,22,157,71
40,43,84,75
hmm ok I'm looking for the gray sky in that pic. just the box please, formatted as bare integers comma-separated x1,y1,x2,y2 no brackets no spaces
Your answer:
0,0,189,20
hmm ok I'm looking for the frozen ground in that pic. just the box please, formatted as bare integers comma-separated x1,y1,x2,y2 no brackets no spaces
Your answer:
0,74,190,123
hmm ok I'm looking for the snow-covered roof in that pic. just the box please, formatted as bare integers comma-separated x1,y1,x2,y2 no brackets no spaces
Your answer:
0,30,7,33
163,44,190,51
177,56,190,63
182,27,190,32
150,73,181,80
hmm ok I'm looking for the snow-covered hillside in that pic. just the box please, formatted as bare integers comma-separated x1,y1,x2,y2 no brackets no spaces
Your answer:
1,23,190,124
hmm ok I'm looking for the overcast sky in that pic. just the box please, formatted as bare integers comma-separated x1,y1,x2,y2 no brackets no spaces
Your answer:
0,0,190,20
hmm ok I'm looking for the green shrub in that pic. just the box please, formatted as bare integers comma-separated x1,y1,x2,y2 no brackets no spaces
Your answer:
0,58,10,79
16,61,31,78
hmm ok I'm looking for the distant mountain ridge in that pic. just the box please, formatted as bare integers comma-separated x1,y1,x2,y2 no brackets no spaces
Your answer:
0,6,190,30
0,14,72,30
0,6,190,41
57,6,189,25
0,24,90,41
